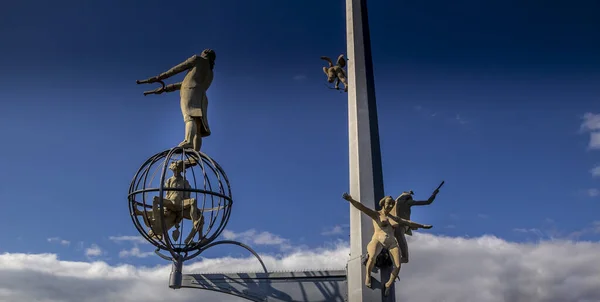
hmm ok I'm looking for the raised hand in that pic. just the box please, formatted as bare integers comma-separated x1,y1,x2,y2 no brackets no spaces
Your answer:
342,192,352,201
421,224,433,229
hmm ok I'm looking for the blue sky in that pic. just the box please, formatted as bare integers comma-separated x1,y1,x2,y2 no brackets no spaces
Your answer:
1,0,600,278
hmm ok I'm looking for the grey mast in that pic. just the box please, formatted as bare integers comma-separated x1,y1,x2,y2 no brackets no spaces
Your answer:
346,0,395,301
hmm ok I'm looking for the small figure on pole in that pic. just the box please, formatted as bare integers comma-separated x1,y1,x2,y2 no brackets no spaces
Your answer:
321,54,348,92
136,49,216,153
342,193,432,296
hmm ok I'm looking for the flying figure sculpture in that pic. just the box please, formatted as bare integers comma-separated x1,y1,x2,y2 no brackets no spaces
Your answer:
321,54,348,92
342,193,432,296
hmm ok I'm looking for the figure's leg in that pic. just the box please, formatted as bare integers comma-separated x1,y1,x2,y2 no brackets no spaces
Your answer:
334,78,340,90
384,246,402,296
365,239,383,288
183,199,202,244
337,71,348,92
134,207,153,228
193,118,203,152
178,116,195,149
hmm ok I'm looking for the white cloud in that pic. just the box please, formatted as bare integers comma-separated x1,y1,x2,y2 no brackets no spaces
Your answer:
1,234,600,301
581,113,600,132
321,225,347,236
581,113,600,149
591,165,600,177
47,237,70,246
109,236,154,258
222,229,291,250
455,114,468,124
109,235,148,245
119,247,154,258
85,244,103,257
588,188,600,197
590,133,600,150
513,228,546,238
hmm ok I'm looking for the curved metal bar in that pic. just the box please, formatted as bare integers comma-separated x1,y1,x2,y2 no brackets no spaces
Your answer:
158,147,179,257
129,188,232,201
184,240,268,274
154,248,173,261
129,151,169,250
132,200,226,212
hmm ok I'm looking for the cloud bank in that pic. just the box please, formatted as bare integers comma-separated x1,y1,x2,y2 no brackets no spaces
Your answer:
2,233,600,302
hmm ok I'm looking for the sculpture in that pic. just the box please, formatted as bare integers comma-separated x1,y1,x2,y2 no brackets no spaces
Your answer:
136,49,217,152
321,54,348,92
342,192,432,296
134,160,205,244
392,181,443,264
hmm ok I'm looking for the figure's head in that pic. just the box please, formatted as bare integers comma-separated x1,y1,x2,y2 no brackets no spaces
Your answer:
379,196,395,213
201,49,216,69
395,191,414,203
169,160,185,174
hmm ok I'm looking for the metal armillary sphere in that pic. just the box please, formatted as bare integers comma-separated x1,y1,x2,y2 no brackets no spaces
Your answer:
128,146,232,261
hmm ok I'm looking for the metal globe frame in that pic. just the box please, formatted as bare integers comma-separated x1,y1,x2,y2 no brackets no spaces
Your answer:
128,147,267,289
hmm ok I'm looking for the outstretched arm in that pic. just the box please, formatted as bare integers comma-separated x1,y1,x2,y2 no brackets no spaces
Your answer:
156,55,199,80
408,197,434,206
408,189,439,206
342,193,379,220
389,215,432,229
164,82,182,93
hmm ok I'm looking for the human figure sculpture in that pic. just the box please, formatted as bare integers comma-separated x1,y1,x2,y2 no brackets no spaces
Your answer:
136,49,216,153
342,192,432,296
321,54,348,92
134,207,179,241
134,160,205,244
392,181,443,264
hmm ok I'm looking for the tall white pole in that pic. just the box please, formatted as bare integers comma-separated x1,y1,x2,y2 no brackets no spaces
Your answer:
346,0,395,301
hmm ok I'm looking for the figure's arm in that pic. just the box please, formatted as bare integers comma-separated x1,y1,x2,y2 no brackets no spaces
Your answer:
342,193,379,220
156,55,199,81
164,82,182,93
408,196,435,206
389,215,432,229
408,189,440,206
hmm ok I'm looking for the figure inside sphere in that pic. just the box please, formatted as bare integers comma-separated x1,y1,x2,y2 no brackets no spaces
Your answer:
137,49,216,152
342,193,432,296
134,160,204,245
134,207,179,241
